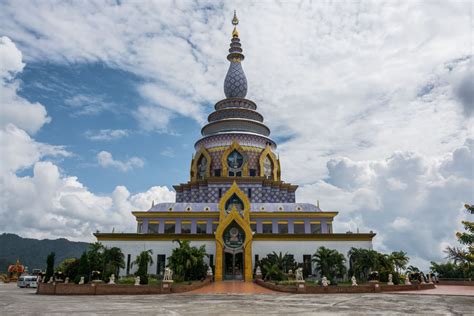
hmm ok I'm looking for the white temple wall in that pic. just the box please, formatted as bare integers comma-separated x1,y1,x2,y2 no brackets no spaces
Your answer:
252,240,373,271
101,239,372,276
101,240,215,276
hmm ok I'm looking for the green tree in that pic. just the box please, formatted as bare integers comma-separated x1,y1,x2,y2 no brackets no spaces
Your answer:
262,262,283,281
457,204,474,248
406,265,419,274
56,258,80,280
348,248,376,280
434,203,474,279
76,252,90,284
103,247,125,278
267,252,297,273
132,249,154,284
388,251,409,274
45,252,55,281
87,242,105,273
312,247,346,282
167,240,208,282
348,248,398,281
430,261,465,278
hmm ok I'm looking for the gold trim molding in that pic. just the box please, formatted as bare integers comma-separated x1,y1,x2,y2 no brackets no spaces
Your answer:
190,146,212,181
258,145,280,181
221,140,249,177
215,181,253,281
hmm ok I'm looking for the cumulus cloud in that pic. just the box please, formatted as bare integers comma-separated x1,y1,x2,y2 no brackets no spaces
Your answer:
0,124,70,174
84,129,129,141
0,36,51,134
0,160,175,241
97,151,144,172
0,2,472,268
298,139,474,269
0,37,175,241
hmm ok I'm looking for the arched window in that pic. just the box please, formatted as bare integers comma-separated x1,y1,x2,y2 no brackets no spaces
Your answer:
225,193,244,212
198,156,207,180
227,150,243,176
263,156,273,179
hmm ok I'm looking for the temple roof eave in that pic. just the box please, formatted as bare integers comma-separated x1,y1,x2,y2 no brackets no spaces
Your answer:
95,232,376,242
139,202,327,213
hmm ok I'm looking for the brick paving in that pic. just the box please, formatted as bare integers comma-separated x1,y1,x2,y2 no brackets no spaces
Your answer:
387,284,474,296
184,280,279,294
1,283,473,315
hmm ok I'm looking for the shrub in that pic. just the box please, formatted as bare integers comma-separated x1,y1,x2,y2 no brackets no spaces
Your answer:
117,276,135,284
148,277,161,285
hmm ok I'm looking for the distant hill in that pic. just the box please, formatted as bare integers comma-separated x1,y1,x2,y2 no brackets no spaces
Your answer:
0,233,90,273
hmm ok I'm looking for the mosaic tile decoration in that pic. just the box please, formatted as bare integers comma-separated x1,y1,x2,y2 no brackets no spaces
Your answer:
148,202,322,213
224,62,248,98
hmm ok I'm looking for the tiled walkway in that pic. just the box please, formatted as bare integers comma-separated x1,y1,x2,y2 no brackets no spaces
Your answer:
183,281,279,294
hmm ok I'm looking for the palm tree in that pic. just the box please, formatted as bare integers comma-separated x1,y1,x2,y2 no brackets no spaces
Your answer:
312,247,346,281
389,251,409,274
348,248,377,281
132,249,153,284
406,265,419,274
262,262,281,281
167,240,208,281
269,252,296,273
104,247,125,277
87,242,105,272
445,246,469,265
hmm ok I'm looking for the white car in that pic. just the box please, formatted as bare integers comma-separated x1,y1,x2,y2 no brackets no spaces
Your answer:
17,275,38,288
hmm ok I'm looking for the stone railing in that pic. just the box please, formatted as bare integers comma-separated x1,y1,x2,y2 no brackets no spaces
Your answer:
37,277,212,295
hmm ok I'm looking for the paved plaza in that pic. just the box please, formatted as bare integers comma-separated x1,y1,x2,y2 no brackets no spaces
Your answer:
0,283,473,315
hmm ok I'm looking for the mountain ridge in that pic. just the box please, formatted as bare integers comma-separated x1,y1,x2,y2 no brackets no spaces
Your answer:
0,233,90,272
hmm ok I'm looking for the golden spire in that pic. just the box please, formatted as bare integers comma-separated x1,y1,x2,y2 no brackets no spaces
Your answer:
232,10,239,38
232,10,239,25
232,26,239,38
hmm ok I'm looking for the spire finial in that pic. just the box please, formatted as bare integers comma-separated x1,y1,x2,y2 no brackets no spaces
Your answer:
224,10,247,98
232,10,239,25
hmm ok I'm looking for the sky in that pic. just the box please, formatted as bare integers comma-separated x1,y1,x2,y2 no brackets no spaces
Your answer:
0,0,472,271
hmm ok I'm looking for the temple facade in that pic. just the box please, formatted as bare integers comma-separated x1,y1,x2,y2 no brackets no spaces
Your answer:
95,12,375,281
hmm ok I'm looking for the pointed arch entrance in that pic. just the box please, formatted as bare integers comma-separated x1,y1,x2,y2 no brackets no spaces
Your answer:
223,221,245,280
215,182,253,281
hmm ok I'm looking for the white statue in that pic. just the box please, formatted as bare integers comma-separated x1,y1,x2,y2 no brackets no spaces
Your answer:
351,275,358,286
255,266,262,277
387,273,394,285
79,276,85,285
321,276,330,287
64,277,69,284
295,267,304,281
404,274,411,285
207,266,213,277
420,274,426,284
428,274,433,284
134,276,140,286
108,274,115,285
47,277,54,284
163,268,173,282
